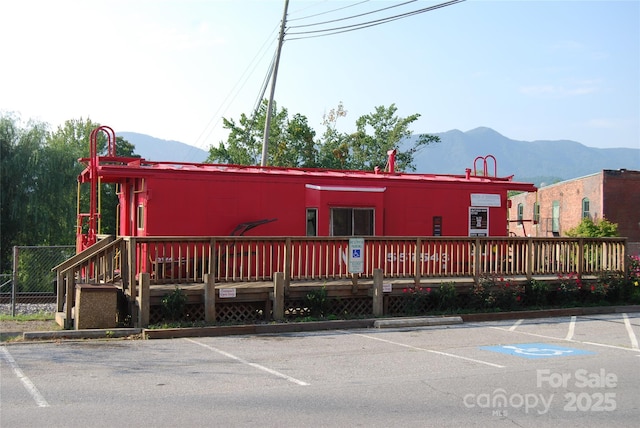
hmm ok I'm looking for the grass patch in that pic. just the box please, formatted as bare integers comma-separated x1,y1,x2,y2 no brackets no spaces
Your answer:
0,312,55,322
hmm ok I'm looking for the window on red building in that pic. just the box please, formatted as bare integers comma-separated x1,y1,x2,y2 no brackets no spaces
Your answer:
306,208,317,236
330,208,374,236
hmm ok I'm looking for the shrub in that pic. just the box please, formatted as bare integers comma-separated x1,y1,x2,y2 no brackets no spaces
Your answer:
402,286,432,315
470,281,490,311
553,273,581,306
627,255,640,303
434,282,458,312
525,279,549,307
473,274,523,311
161,287,187,321
305,286,329,318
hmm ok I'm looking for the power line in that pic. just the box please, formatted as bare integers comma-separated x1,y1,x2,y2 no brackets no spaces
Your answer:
289,0,416,28
193,23,280,149
286,0,465,41
287,0,372,22
247,51,277,136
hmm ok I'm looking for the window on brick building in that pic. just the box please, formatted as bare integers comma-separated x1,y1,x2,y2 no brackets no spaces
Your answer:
582,198,590,219
517,203,524,225
533,202,540,224
552,201,560,236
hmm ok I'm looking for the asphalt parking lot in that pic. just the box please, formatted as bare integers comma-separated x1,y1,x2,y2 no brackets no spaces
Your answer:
2,312,639,427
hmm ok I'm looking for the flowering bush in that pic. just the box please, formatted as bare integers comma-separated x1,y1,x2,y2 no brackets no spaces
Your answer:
584,276,611,304
628,255,640,286
402,286,432,315
470,281,490,310
554,273,582,306
628,255,640,303
525,279,549,307
473,274,524,311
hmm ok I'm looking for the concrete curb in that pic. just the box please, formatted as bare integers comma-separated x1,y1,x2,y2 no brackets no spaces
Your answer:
144,319,373,339
23,328,142,340
9,305,640,342
373,316,463,328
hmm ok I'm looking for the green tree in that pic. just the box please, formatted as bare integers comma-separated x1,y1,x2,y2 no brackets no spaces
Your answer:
207,100,317,167
1,115,139,273
1,114,49,271
207,101,439,172
348,104,439,172
47,120,139,237
46,118,104,245
317,102,351,169
565,217,619,237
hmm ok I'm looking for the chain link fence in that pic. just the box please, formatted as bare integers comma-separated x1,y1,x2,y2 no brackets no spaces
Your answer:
0,245,75,316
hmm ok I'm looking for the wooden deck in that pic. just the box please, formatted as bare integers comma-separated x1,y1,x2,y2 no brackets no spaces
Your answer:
53,235,628,328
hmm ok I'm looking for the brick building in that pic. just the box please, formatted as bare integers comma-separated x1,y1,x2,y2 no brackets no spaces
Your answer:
508,169,640,255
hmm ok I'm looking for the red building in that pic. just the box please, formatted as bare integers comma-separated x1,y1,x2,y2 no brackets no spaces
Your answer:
77,127,537,250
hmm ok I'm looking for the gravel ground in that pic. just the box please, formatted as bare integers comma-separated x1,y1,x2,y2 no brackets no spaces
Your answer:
0,304,60,339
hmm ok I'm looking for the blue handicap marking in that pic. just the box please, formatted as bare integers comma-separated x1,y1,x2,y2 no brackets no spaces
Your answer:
480,343,595,359
352,249,361,258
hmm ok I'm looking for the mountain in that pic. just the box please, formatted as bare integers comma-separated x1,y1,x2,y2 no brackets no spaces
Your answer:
119,132,208,163
119,128,639,186
411,127,640,186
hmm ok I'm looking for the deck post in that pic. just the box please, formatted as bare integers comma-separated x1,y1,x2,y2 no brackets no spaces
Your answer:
414,238,422,286
56,270,64,312
284,238,292,294
128,238,137,321
128,238,137,297
526,238,533,281
137,272,150,328
204,273,216,322
273,272,285,321
64,270,74,329
577,238,584,280
473,238,481,285
372,268,383,317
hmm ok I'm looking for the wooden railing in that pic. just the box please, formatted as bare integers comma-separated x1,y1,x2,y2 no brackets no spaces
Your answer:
124,236,627,284
53,235,627,328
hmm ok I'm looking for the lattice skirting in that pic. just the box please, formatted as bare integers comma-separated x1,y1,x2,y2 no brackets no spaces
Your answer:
149,303,206,325
283,297,372,319
216,302,265,323
387,295,437,316
148,296,441,325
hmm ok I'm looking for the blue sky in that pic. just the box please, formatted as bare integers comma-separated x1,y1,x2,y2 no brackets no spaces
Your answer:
1,0,638,150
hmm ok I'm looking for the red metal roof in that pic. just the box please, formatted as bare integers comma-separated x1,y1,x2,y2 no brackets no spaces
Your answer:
81,156,536,191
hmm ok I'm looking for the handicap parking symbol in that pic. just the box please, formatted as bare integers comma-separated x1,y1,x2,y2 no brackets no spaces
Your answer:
480,343,595,359
352,249,361,258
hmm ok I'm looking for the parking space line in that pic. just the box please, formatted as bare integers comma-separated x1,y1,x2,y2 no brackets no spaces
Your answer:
184,338,309,386
622,313,639,350
353,333,505,368
486,317,640,353
0,347,49,407
508,319,523,331
565,316,576,340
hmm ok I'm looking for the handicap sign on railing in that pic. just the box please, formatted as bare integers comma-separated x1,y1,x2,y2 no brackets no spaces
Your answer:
480,343,595,359
348,238,364,274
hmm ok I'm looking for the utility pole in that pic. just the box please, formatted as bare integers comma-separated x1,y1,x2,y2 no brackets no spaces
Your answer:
261,0,289,167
